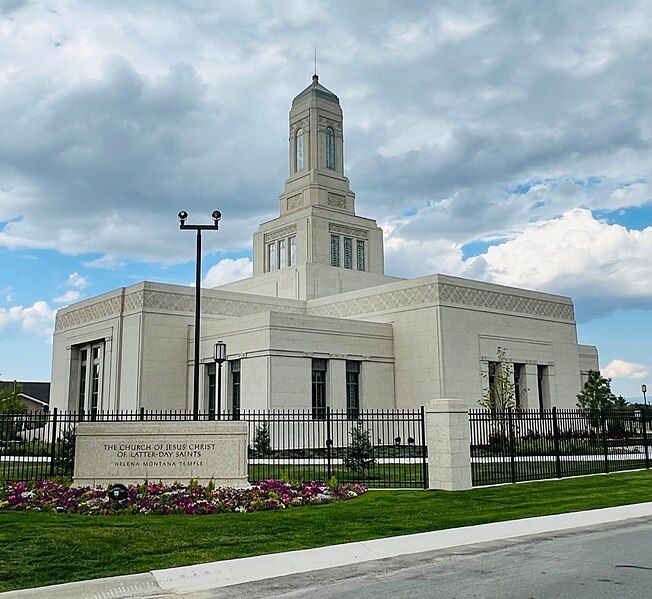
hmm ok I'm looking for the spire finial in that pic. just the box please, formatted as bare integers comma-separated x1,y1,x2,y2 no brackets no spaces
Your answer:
313,46,318,83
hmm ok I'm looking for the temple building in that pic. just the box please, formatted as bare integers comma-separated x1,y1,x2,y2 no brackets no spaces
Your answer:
50,75,599,414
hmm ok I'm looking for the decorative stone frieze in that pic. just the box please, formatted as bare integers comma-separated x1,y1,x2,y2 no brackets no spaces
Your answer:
287,194,303,211
307,282,575,322
328,222,368,239
327,193,347,209
263,224,297,243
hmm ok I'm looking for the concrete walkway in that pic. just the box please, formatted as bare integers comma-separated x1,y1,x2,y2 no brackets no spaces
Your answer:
4,501,652,598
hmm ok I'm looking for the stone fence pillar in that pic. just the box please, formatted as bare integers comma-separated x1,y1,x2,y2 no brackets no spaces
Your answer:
426,399,472,491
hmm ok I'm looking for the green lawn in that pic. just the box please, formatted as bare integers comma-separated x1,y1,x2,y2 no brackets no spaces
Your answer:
2,470,652,592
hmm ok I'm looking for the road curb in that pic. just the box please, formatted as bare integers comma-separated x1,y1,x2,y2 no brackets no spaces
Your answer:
152,501,652,593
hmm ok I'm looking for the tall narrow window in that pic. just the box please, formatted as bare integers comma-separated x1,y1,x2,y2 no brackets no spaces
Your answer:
267,242,277,271
312,358,328,420
343,237,353,269
76,341,104,416
330,234,340,267
78,349,87,412
205,363,216,418
356,239,365,271
326,127,335,169
230,360,241,420
289,236,296,267
296,128,305,172
346,361,360,419
514,363,524,410
487,361,498,411
537,365,550,412
278,238,287,269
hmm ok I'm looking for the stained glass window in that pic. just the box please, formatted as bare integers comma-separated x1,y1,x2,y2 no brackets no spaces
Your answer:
343,237,353,269
289,236,296,266
331,234,340,267
356,239,365,271
279,238,287,269
326,127,335,169
296,128,304,172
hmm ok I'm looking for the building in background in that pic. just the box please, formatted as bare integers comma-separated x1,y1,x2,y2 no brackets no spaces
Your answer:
49,76,599,414
0,381,50,412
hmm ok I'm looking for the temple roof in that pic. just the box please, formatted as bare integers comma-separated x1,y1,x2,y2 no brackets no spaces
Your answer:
292,75,339,105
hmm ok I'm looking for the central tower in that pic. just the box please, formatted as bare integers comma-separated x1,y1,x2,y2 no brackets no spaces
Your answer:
280,74,355,215
221,75,401,300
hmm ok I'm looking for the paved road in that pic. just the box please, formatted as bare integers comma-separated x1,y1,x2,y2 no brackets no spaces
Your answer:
188,517,652,599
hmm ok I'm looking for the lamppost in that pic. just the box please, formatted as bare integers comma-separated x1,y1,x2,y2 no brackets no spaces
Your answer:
214,340,227,420
643,384,648,408
178,210,222,420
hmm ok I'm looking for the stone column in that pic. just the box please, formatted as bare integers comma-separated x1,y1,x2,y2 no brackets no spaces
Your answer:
522,363,540,410
426,399,472,491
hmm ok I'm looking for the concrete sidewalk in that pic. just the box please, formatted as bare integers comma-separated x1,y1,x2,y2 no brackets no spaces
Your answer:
4,501,652,598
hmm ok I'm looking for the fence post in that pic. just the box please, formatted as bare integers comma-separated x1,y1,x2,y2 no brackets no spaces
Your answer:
425,399,472,490
140,407,145,422
642,409,649,470
552,407,562,479
420,405,428,489
326,406,332,480
49,408,58,477
601,408,609,474
507,407,516,484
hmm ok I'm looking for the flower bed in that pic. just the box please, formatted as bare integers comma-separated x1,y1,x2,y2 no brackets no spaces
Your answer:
0,479,366,515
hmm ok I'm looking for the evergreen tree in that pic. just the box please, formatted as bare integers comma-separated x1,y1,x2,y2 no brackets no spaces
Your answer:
344,423,376,474
252,423,271,457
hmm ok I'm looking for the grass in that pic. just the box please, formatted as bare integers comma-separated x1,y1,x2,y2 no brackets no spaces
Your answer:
2,470,652,592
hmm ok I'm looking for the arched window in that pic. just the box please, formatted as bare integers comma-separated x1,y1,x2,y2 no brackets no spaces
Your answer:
326,127,335,170
296,128,305,172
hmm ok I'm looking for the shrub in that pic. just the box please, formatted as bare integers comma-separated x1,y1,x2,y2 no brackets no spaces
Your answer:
251,423,271,458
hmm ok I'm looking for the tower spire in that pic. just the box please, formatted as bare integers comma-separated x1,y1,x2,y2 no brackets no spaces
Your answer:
314,46,317,81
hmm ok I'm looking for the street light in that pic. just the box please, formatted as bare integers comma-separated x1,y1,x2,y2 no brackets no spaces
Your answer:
179,210,222,420
643,384,648,408
214,340,227,420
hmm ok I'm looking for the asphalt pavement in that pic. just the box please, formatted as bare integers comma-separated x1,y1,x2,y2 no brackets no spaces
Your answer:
189,517,652,599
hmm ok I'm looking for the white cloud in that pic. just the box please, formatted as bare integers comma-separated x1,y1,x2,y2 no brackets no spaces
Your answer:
602,359,650,380
53,290,81,304
385,208,652,320
66,272,88,289
0,0,650,272
82,255,126,270
203,258,253,288
0,301,56,336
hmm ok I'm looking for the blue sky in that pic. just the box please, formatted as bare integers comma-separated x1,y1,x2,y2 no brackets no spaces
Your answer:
1,1,651,401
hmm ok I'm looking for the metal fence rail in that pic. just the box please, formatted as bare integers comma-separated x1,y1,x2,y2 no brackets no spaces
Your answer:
0,407,427,489
469,407,651,486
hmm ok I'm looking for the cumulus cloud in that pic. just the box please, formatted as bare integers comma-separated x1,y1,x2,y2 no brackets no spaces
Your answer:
66,272,88,289
0,0,650,274
203,258,253,288
0,301,56,336
603,359,650,380
53,289,81,304
385,208,652,320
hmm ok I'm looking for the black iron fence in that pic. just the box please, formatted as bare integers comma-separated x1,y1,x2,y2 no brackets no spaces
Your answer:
470,407,651,486
0,407,427,489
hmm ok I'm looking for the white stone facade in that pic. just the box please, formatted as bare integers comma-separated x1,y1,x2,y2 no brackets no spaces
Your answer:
50,76,598,414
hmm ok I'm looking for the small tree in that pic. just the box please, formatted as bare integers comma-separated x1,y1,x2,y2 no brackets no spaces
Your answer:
577,370,623,411
252,423,271,457
344,423,376,475
480,348,516,412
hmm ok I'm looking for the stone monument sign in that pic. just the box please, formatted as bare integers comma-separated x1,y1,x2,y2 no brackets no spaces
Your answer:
73,421,248,488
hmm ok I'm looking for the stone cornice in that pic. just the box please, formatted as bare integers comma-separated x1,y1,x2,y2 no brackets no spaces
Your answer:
55,288,304,332
307,281,575,322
